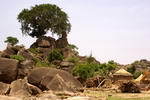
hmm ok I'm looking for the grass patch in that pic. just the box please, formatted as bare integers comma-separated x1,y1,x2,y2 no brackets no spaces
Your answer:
108,97,150,100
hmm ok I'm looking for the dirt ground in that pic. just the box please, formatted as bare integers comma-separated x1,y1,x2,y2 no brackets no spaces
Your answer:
82,88,150,100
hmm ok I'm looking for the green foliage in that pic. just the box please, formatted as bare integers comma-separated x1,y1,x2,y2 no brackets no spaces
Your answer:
72,60,118,80
18,4,71,38
5,36,19,46
87,53,95,63
28,48,39,54
67,56,79,63
32,57,52,67
127,66,136,74
68,44,78,51
10,55,25,61
72,62,100,80
47,49,63,62
133,71,142,79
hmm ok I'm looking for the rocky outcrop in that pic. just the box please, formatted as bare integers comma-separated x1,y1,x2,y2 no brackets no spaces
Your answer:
17,60,34,79
0,82,10,95
0,58,18,83
28,67,83,92
10,78,42,98
56,32,68,49
30,36,56,49
9,79,31,97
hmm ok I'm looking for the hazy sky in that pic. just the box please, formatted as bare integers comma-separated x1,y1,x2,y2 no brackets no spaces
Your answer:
0,0,150,64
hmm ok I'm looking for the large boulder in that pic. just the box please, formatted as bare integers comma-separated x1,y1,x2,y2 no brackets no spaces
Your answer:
17,60,34,79
9,78,42,98
0,82,10,95
1,48,16,58
30,36,56,48
18,49,33,60
0,58,18,83
28,67,83,92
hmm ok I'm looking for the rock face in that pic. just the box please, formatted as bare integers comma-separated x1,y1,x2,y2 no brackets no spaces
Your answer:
10,78,42,97
28,67,83,92
0,58,18,83
56,33,68,49
0,82,10,95
17,60,34,79
31,36,56,49
9,78,31,97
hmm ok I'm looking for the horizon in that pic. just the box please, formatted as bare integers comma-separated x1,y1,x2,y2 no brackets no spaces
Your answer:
0,0,150,64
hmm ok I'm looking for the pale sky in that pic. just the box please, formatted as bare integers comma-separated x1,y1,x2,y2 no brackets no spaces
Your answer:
0,0,150,64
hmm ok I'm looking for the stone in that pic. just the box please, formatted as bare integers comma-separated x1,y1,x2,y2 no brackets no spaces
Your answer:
0,58,18,83
56,32,68,48
28,68,83,92
0,82,10,95
60,61,74,67
18,49,33,60
27,83,42,95
30,36,56,49
0,95,22,100
38,91,59,100
9,78,31,97
65,96,92,100
38,39,51,47
1,48,16,58
17,60,34,79
43,74,74,92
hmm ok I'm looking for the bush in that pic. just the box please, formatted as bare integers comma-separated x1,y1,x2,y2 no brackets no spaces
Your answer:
10,55,25,61
47,49,63,62
28,48,39,54
72,62,100,80
33,57,54,67
67,56,79,63
133,71,142,79
5,36,19,46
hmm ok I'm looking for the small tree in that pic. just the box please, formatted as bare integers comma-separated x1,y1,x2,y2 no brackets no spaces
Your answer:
5,36,19,46
17,4,71,38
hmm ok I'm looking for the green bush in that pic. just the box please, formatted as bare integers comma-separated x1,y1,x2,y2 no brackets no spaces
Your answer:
28,48,39,54
10,55,25,61
133,71,142,79
72,62,100,80
33,57,53,67
72,60,118,80
5,36,19,46
67,56,79,63
47,49,63,62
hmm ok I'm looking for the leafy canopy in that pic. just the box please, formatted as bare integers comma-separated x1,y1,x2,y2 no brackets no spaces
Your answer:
5,36,19,46
17,4,71,38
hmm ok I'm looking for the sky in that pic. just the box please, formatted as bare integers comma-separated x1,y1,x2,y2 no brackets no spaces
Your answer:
0,0,150,64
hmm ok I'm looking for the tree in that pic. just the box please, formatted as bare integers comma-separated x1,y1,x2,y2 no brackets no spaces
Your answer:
17,4,71,38
5,36,19,46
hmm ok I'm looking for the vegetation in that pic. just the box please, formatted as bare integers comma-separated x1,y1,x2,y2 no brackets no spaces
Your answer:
28,48,40,54
5,36,19,46
10,55,25,61
47,49,64,62
17,4,71,38
67,56,79,63
72,60,118,80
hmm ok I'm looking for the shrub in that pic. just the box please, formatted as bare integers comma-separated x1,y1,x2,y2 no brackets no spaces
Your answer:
28,48,39,54
10,55,25,61
67,56,79,63
5,36,19,46
72,62,100,80
133,71,142,79
47,49,63,62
